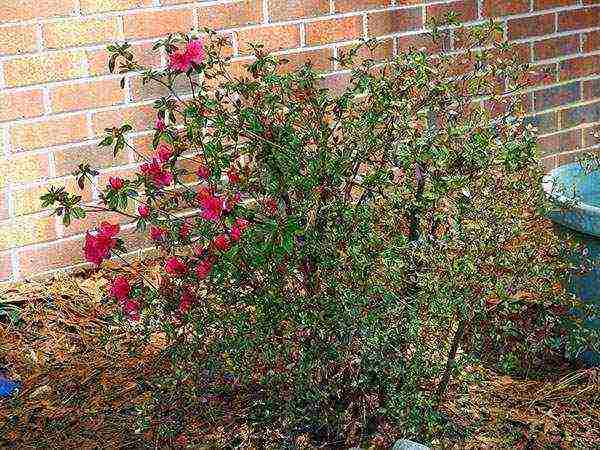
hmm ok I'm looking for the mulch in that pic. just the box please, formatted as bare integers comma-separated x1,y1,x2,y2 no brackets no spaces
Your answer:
1,271,599,449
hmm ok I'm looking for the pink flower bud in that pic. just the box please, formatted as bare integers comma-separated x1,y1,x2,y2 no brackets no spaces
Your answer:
138,204,150,218
109,177,124,190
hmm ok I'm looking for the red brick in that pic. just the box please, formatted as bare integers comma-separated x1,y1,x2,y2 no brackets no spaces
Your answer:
43,17,120,49
556,149,587,166
0,191,8,220
559,54,600,81
17,237,87,277
583,123,600,147
123,9,194,39
508,14,556,40
269,0,329,21
0,251,11,281
397,31,449,54
335,0,389,13
534,0,578,9
277,49,333,73
0,89,45,122
80,0,153,13
537,128,582,157
0,213,57,250
129,73,194,102
197,0,262,29
583,78,600,100
368,8,423,37
237,24,301,55
319,72,353,95
533,34,580,60
91,104,155,137
482,0,529,17
0,24,38,55
336,39,393,65
11,114,89,152
0,0,78,24
426,0,478,23
541,156,556,173
4,51,88,88
53,142,130,178
533,81,580,111
50,79,127,113
558,8,600,32
561,101,600,128
306,16,363,46
583,30,600,52
0,153,50,188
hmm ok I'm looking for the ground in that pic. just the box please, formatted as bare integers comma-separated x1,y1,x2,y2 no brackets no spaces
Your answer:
1,269,599,449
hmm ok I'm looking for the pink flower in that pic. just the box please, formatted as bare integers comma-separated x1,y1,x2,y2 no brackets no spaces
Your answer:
230,226,242,241
213,234,231,252
168,39,205,72
155,117,166,132
197,165,210,180
138,204,150,218
165,256,188,276
150,225,167,241
169,51,190,72
83,222,120,265
196,186,212,201
109,177,124,190
195,257,214,280
179,220,191,239
227,168,240,184
178,290,195,315
156,144,172,163
263,198,278,215
140,158,173,187
234,217,249,231
186,39,204,65
110,276,131,301
200,195,224,222
121,298,140,322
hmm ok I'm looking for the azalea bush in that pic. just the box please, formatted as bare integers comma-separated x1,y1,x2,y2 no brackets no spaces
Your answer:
42,17,585,446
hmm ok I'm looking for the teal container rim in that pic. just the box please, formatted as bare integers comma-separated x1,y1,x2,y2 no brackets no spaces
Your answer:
543,162,600,238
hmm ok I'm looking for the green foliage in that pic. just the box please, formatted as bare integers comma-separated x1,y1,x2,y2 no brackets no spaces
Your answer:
40,20,589,447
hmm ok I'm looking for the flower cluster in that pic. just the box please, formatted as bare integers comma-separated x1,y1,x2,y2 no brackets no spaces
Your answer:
109,276,140,321
168,39,204,72
83,222,120,265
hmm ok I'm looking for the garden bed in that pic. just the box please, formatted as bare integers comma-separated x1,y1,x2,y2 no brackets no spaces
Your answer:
1,267,598,449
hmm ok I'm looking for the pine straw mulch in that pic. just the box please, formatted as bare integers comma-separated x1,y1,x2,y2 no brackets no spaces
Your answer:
0,271,599,449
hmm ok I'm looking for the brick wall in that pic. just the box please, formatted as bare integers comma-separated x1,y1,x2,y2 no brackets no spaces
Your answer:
0,0,598,281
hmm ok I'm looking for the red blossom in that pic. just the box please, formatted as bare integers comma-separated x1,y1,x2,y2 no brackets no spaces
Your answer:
165,256,188,276
227,168,240,184
83,222,120,265
138,204,150,218
263,198,278,215
178,289,195,315
140,158,173,187
179,220,191,238
195,257,214,280
196,186,212,201
213,234,231,251
155,117,166,132
110,276,131,301
108,177,124,190
168,39,205,72
197,165,210,179
200,195,224,222
121,298,140,322
150,225,167,241
156,144,173,163
230,226,242,241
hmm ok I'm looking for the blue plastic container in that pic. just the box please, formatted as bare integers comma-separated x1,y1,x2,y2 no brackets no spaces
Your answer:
543,162,600,366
